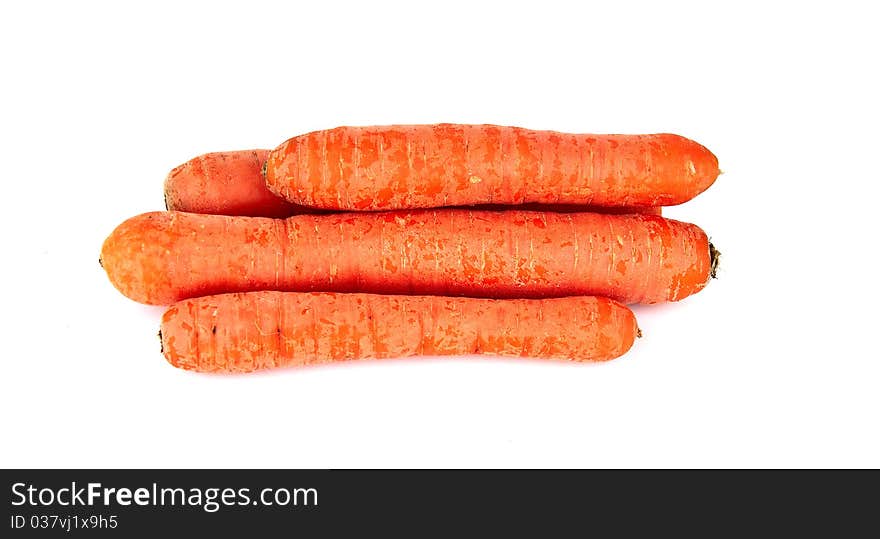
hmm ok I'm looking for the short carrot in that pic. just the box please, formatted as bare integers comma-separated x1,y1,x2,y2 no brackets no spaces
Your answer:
265,124,719,210
160,291,638,373
164,150,301,218
101,209,715,306
165,149,661,217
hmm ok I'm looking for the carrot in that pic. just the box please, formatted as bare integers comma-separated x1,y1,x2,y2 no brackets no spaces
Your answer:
160,291,638,373
265,124,718,210
164,150,301,218
166,149,661,217
101,209,715,306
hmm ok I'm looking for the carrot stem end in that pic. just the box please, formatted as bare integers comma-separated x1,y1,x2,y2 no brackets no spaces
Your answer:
709,242,720,279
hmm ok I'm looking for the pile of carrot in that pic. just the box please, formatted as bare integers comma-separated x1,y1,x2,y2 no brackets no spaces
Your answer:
102,124,719,373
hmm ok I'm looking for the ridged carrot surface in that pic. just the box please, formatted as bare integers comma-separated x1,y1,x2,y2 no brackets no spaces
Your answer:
160,291,638,373
473,203,662,215
165,149,661,217
164,150,300,217
265,124,718,210
101,210,712,306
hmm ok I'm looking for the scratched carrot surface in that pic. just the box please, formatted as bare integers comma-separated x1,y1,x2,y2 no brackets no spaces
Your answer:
101,209,714,306
160,291,638,373
265,124,719,210
472,203,662,215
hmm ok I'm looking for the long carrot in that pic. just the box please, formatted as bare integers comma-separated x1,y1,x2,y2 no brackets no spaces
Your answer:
265,124,718,210
101,210,715,306
164,150,301,218
160,291,638,373
166,149,661,217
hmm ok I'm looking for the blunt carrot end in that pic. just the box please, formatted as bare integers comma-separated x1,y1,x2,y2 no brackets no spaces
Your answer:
101,212,180,305
164,150,300,218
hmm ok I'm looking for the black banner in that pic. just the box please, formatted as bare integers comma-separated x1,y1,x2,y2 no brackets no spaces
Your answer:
2,469,873,535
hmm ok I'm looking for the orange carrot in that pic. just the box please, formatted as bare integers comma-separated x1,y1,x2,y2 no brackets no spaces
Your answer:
265,124,718,210
164,150,301,218
101,210,714,306
165,149,661,217
160,291,637,373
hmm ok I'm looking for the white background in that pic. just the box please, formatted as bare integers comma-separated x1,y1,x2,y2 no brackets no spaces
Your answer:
1,1,877,468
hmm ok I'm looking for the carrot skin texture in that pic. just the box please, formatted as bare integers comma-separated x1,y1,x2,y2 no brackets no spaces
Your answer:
164,150,302,218
166,149,660,217
160,291,637,373
471,203,661,215
266,124,719,210
101,210,710,306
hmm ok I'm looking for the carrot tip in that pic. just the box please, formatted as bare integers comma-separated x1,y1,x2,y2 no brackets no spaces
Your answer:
709,242,720,279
